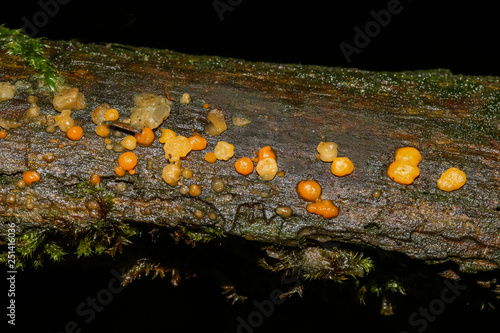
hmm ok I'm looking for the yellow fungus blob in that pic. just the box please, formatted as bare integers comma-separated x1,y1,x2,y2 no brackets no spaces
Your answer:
395,147,422,166
95,124,110,137
52,87,86,112
331,157,354,176
162,163,182,186
179,93,191,104
296,180,321,202
276,206,293,218
163,134,192,162
26,104,40,118
92,103,111,125
317,142,338,162
256,157,278,181
205,152,217,163
306,199,339,219
0,82,16,102
159,128,177,143
437,167,466,192
189,184,202,197
105,108,119,121
23,170,41,186
129,93,171,129
387,160,420,185
214,141,235,161
54,110,75,132
121,135,137,150
118,152,138,171
211,178,225,192
205,108,227,136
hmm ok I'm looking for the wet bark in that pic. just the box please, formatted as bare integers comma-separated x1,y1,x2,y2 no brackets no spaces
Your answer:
0,40,499,273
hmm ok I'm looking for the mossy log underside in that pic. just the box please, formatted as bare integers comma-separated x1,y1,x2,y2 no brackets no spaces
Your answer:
0,41,499,273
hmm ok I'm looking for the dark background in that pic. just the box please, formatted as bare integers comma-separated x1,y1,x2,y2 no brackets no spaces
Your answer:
2,0,499,332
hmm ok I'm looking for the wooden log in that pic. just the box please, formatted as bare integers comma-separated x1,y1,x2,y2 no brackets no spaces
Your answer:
0,39,499,274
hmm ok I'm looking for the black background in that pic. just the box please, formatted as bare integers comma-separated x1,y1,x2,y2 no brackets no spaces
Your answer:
1,0,500,332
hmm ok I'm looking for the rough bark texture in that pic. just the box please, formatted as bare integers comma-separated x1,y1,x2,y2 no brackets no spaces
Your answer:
1,40,499,273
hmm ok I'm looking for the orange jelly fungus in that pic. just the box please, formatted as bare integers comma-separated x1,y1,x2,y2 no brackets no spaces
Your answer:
395,147,422,166
296,180,322,202
387,160,420,185
331,157,354,176
189,134,208,151
135,127,155,147
0,130,6,139
234,157,254,176
67,126,83,141
437,167,466,192
118,152,138,171
105,108,119,121
258,146,276,161
23,170,41,185
114,166,126,177
90,173,101,185
306,199,339,219
205,152,217,163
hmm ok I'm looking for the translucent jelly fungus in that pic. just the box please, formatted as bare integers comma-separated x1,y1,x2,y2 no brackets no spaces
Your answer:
205,108,227,136
188,134,207,151
235,157,254,176
92,103,111,125
119,152,138,171
387,160,420,185
214,141,234,161
296,180,321,202
306,199,339,219
258,146,276,161
395,147,422,166
52,87,86,112
317,142,338,162
67,126,83,141
135,128,155,147
331,157,354,176
162,163,182,186
161,130,192,162
129,93,171,129
437,167,466,192
23,170,41,186
0,82,16,102
256,157,278,181
54,110,75,132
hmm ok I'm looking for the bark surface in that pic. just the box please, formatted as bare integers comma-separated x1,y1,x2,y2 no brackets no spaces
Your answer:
1,41,499,273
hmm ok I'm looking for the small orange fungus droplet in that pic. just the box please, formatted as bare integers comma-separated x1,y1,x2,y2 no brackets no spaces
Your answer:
118,152,137,171
296,180,322,202
189,184,202,197
395,147,422,166
23,170,41,186
105,108,119,121
205,152,217,163
115,166,126,177
0,130,6,139
306,199,339,219
67,126,83,141
235,157,254,176
258,146,276,161
95,124,110,137
331,157,354,176
135,127,155,147
128,169,136,175
189,134,208,151
387,160,420,185
90,173,101,186
437,167,466,192
203,103,210,109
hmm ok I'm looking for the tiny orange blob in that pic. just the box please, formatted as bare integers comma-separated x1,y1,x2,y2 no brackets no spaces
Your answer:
23,170,41,186
118,152,137,171
330,157,354,176
114,166,126,177
258,146,276,161
95,124,110,137
437,167,466,192
395,147,422,166
67,126,83,141
135,127,155,147
306,199,339,219
203,103,210,109
205,152,217,163
235,157,254,176
90,173,101,186
105,108,119,121
189,134,208,151
0,130,6,139
296,180,322,202
387,160,420,185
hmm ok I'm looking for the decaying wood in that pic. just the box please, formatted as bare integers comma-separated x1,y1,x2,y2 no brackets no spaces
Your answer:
0,40,499,274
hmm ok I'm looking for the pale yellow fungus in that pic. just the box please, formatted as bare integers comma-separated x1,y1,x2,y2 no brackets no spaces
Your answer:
162,163,182,186
317,142,338,162
205,108,227,136
214,141,234,161
0,82,16,102
129,93,171,129
54,110,75,132
256,157,278,181
179,93,191,104
52,87,86,112
121,135,137,150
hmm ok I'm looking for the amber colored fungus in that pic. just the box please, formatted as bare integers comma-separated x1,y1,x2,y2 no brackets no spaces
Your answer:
214,141,234,161
115,166,126,177
331,157,354,176
105,108,119,121
395,147,422,166
52,87,86,112
203,103,210,109
189,184,202,196
235,157,254,176
135,128,155,147
67,126,83,141
121,136,137,150
54,110,75,132
92,103,111,125
205,108,227,136
317,142,338,162
211,178,225,192
23,170,41,186
119,152,138,171
130,93,171,129
387,160,420,185
90,174,101,186
160,129,192,162
162,163,181,186
437,167,466,192
307,199,339,219
95,124,110,137
256,157,278,181
296,180,322,202
205,152,217,163
0,130,6,139
182,168,193,179
258,146,276,161
189,134,208,151
276,206,293,218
